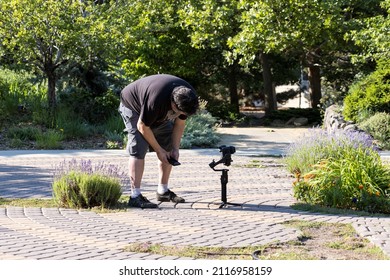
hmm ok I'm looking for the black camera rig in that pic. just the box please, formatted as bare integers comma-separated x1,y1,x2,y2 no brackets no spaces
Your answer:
209,145,241,208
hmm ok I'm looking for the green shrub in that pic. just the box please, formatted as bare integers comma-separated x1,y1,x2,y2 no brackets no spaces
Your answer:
35,129,63,149
205,101,248,123
6,126,40,141
181,103,220,148
0,68,46,118
59,89,120,124
104,131,125,149
284,128,376,175
52,159,124,208
9,138,24,148
56,107,92,140
285,128,390,214
343,61,390,123
103,114,125,134
359,112,390,150
293,147,390,214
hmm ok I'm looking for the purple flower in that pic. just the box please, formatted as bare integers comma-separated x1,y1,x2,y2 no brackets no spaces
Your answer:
52,158,128,185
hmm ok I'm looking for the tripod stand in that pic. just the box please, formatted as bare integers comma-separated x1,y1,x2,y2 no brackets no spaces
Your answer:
214,168,241,208
209,151,241,209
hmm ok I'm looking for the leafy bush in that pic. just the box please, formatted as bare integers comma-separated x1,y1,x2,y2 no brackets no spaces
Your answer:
59,88,120,124
343,61,390,123
52,159,124,208
181,101,220,148
359,112,390,150
284,128,376,174
6,126,40,141
0,68,46,123
293,148,390,214
35,129,63,149
103,114,125,134
206,101,246,123
56,107,92,140
285,128,390,214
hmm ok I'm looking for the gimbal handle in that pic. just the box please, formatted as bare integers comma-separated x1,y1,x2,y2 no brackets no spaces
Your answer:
209,154,232,170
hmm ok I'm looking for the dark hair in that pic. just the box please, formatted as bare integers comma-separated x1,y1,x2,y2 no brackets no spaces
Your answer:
172,86,199,116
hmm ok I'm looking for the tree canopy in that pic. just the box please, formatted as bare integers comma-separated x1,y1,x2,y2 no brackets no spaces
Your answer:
0,0,113,115
0,0,388,120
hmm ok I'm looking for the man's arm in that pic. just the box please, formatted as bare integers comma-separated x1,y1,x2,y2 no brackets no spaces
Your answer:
170,118,186,161
137,119,170,164
172,118,186,150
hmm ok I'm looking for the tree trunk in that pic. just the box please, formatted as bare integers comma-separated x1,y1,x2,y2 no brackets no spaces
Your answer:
308,64,321,108
228,65,239,114
46,69,57,127
260,52,277,115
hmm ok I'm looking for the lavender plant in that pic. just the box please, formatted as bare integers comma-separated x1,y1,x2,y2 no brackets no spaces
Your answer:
284,128,377,174
285,128,390,214
52,159,126,208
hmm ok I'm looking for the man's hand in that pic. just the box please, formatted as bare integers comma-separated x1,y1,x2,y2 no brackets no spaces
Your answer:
169,148,179,162
156,148,171,164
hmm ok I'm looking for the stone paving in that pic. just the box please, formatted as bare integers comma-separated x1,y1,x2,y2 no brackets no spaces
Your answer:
0,128,389,260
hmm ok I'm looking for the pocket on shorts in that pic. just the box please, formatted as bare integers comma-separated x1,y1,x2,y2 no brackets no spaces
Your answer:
118,103,133,125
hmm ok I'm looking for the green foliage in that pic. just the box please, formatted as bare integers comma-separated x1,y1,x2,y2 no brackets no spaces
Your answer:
206,101,244,122
52,159,124,209
181,104,220,148
284,128,376,175
348,0,390,62
359,112,390,150
104,131,124,149
0,0,117,111
5,124,63,149
227,0,347,66
343,61,390,123
59,88,120,124
117,0,202,79
56,107,92,140
0,68,46,117
8,138,24,148
293,148,390,214
53,171,122,208
35,130,63,149
6,126,40,141
103,114,125,135
285,128,389,214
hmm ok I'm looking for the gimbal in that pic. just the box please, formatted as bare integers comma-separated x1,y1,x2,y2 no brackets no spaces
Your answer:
209,145,241,208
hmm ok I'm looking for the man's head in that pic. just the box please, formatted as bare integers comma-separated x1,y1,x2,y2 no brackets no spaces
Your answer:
171,86,199,116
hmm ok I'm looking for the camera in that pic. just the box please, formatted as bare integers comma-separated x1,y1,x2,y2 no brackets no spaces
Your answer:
219,145,236,157
219,145,235,166
209,145,236,168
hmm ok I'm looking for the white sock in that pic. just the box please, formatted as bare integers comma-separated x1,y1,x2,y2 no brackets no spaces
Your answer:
131,188,141,198
157,184,168,195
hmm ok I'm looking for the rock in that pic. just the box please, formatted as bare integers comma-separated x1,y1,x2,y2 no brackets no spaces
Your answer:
285,117,296,125
293,117,308,126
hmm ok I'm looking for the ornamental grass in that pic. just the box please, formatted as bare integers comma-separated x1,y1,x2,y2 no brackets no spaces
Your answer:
284,128,390,214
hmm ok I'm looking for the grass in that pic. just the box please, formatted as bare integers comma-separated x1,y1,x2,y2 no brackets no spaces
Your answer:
123,220,389,260
241,159,265,168
0,197,58,208
0,196,130,213
236,158,285,168
292,202,390,217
